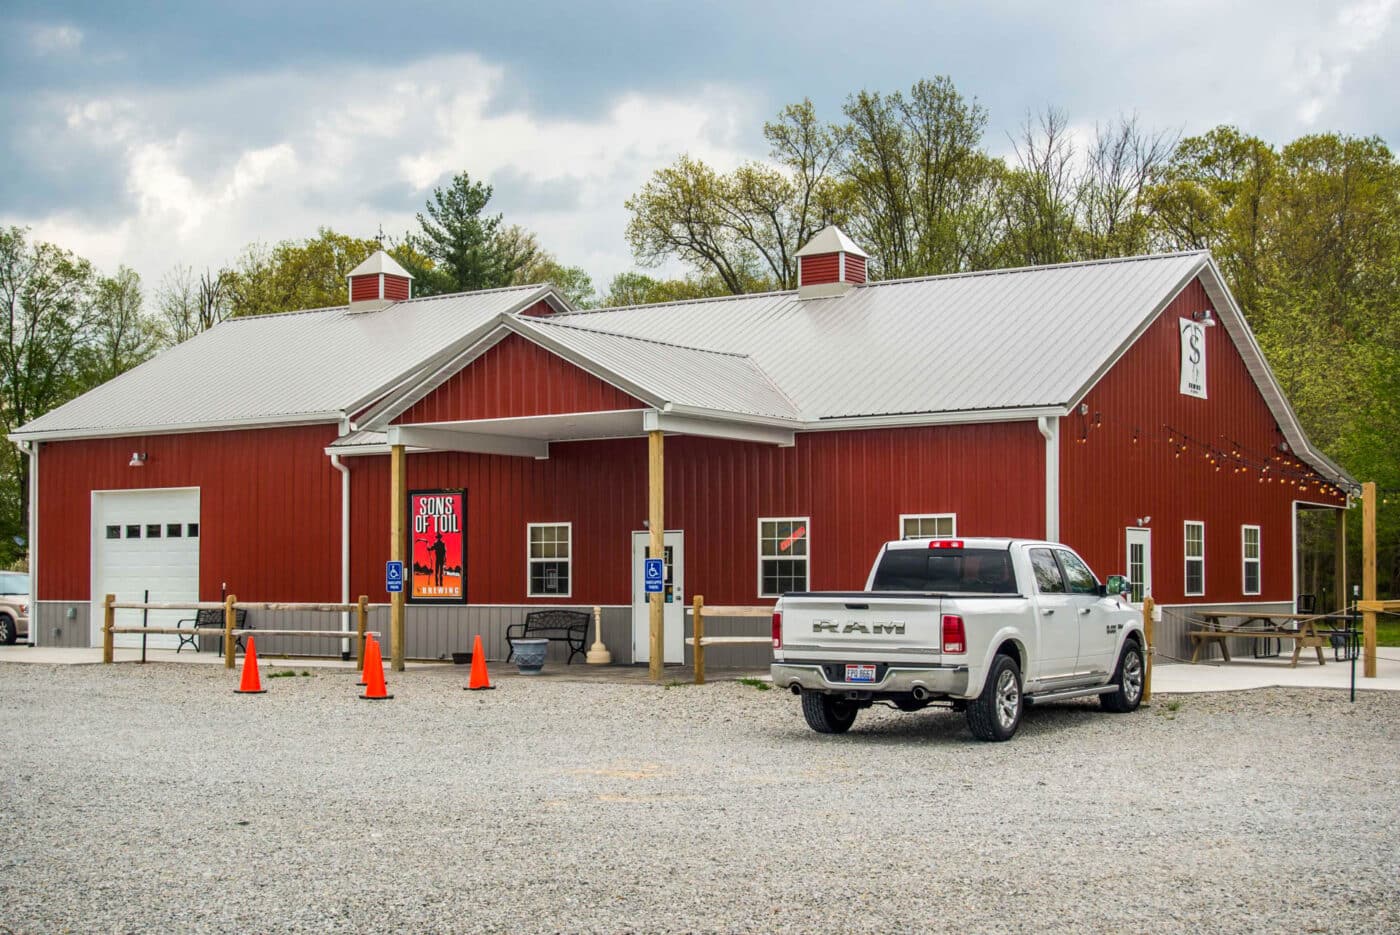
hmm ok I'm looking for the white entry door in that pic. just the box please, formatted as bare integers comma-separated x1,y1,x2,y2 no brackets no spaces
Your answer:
91,488,201,649
1125,528,1152,605
632,531,684,664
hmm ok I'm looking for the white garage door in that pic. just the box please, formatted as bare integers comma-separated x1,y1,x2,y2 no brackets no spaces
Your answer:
91,488,201,649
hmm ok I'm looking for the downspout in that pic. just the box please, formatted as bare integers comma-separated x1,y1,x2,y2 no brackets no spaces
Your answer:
12,440,36,646
330,452,351,659
1037,416,1059,541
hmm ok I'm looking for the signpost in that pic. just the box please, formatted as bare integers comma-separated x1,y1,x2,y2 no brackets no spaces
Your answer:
644,557,664,594
386,560,404,594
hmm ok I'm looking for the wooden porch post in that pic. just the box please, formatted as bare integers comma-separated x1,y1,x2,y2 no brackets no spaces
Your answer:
1362,481,1376,678
390,443,406,672
648,429,664,682
1334,508,1347,613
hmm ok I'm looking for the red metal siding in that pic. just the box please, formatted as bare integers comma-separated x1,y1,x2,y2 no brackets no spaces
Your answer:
518,299,555,318
383,275,410,301
800,253,840,286
394,333,645,424
37,425,343,601
350,274,379,302
348,423,1044,606
846,255,867,284
1060,277,1345,605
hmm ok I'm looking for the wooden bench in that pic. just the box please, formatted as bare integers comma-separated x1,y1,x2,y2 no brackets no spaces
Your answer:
175,608,249,655
1188,613,1329,667
507,609,590,665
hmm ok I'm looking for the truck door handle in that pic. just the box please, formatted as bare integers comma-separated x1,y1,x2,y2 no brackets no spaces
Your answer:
1078,608,1091,615
1041,609,1054,616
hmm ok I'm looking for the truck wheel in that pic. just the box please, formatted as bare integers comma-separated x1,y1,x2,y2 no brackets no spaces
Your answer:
966,654,1022,741
0,614,15,645
1100,640,1145,713
801,690,858,734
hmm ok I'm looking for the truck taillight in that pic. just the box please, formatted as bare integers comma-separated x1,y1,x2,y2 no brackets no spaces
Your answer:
941,614,966,654
772,611,782,649
929,539,964,549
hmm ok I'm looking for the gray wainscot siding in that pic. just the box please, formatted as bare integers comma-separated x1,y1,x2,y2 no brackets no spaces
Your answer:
33,602,92,647
683,611,773,669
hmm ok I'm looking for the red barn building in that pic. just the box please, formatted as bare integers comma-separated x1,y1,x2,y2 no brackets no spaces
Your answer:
12,231,1355,666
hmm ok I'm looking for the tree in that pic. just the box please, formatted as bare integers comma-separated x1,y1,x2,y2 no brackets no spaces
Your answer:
995,108,1084,266
156,265,231,344
1076,115,1176,258
409,172,511,295
226,229,380,317
0,227,99,565
601,272,731,307
82,266,161,382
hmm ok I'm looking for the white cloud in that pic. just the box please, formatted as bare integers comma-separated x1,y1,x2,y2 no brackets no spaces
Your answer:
29,24,83,55
4,53,759,298
1287,0,1397,125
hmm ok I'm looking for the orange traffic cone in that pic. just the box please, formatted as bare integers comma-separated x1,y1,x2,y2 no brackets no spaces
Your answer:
465,634,494,691
359,632,393,701
235,636,267,694
356,634,377,686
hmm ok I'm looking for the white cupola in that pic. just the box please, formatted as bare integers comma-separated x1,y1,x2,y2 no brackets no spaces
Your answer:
795,225,868,299
347,250,413,313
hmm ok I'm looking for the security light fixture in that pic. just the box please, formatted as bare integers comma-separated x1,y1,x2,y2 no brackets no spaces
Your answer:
1192,309,1217,327
1136,516,1152,526
128,452,147,467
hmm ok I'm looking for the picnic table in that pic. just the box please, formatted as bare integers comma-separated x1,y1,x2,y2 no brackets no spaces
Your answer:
1188,612,1331,667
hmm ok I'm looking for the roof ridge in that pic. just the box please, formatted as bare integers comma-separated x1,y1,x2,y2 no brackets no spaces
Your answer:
855,250,1209,291
526,318,752,359
221,282,545,323
551,286,797,317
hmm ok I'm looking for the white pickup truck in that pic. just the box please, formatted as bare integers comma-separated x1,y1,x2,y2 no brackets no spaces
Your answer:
771,537,1145,741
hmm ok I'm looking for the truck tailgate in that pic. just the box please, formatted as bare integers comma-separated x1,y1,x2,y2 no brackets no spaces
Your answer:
778,593,943,663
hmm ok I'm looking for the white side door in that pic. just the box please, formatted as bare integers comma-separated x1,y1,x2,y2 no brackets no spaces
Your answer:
632,531,684,664
1027,547,1078,682
1125,528,1152,605
91,488,201,649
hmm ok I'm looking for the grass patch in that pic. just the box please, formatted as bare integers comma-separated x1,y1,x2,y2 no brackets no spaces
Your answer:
1375,618,1400,647
267,670,298,679
737,677,772,691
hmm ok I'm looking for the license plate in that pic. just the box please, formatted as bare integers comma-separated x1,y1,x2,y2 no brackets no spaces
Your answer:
845,664,876,683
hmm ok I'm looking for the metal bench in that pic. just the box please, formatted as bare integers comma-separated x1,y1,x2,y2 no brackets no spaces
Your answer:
506,609,590,665
176,608,250,655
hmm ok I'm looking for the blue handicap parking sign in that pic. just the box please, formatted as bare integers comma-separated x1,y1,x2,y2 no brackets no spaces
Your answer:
386,560,404,593
644,557,665,593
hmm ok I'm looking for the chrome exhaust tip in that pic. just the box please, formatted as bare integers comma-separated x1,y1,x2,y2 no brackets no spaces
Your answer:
911,685,929,701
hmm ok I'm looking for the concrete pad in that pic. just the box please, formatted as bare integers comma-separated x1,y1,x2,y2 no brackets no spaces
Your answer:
0,645,446,670
1152,649,1400,693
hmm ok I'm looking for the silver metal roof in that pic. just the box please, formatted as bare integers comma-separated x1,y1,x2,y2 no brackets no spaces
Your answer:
558,252,1209,420
14,285,551,439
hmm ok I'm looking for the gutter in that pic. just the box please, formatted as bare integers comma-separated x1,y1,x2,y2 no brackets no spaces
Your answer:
1037,416,1060,541
11,440,36,646
330,444,352,659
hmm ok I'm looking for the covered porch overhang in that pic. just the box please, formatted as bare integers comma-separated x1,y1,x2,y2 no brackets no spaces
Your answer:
363,407,798,681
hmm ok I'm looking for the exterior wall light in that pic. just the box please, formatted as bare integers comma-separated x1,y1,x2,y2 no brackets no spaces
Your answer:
1192,309,1217,327
129,452,147,467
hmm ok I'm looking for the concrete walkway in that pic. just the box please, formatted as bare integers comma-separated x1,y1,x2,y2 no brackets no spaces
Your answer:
1152,650,1400,693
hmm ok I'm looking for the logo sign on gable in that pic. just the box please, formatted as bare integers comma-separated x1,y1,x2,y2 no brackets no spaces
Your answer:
1179,318,1207,399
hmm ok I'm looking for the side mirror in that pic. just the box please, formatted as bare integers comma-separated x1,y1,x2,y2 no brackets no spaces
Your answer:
1105,575,1131,598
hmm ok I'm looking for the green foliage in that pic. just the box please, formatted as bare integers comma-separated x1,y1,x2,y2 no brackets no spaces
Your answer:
226,228,381,318
601,272,731,307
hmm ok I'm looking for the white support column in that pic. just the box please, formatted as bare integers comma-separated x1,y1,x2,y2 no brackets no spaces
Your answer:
1038,416,1060,541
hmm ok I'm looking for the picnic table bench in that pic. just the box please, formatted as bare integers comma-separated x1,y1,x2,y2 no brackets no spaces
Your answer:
175,607,250,655
1188,612,1330,667
507,609,590,665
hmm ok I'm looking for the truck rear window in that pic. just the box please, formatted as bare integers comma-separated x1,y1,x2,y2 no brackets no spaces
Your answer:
871,548,1017,594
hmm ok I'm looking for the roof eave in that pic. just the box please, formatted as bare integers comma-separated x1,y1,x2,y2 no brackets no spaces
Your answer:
9,410,344,443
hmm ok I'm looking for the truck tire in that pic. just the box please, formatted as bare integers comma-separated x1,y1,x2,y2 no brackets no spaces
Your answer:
966,654,1022,741
801,690,858,734
0,613,15,645
1100,640,1145,713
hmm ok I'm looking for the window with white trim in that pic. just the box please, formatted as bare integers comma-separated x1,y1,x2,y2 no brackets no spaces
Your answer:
527,523,571,597
1242,525,1261,596
900,513,957,539
1184,521,1205,597
759,517,809,597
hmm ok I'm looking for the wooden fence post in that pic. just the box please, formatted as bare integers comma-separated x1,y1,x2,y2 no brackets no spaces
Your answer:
1142,595,1155,704
102,593,115,664
224,595,237,670
693,595,705,685
356,595,369,671
1363,481,1377,678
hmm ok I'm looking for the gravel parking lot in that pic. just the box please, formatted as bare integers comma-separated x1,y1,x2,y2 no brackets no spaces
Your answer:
2,662,1397,934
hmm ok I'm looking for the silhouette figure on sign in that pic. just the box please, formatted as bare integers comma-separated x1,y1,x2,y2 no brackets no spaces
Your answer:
416,532,448,587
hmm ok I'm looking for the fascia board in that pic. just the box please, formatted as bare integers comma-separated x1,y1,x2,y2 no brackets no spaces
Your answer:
809,406,1066,431
9,411,343,443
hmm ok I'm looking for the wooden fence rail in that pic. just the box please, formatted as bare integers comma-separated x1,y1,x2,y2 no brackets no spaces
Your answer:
685,596,774,684
101,594,380,670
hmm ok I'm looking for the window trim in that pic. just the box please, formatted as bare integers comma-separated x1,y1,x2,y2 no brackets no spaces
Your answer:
526,521,573,599
1241,524,1261,596
898,513,957,540
1184,520,1205,597
757,516,811,599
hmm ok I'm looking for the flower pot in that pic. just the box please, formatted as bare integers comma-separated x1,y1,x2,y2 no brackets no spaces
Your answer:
513,638,548,674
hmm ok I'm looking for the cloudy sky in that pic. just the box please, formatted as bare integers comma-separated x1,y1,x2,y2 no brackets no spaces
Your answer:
2,0,1396,298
